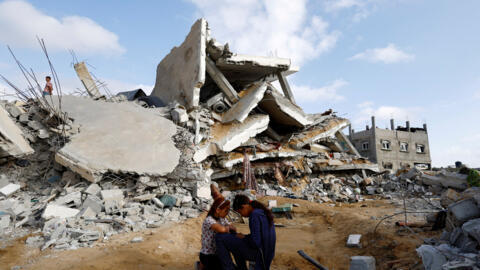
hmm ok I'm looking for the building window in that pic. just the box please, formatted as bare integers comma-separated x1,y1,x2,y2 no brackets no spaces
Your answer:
381,140,391,150
400,142,408,152
362,142,369,150
383,162,393,169
416,144,425,153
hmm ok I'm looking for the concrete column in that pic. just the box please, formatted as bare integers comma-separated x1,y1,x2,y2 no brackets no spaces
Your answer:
390,119,395,130
276,71,296,105
423,123,427,132
406,121,410,132
371,116,376,129
205,56,239,103
348,124,352,138
366,125,369,130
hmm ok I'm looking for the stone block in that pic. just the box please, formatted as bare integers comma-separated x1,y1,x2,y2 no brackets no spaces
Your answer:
194,182,211,200
349,256,375,270
77,207,97,219
171,108,189,123
42,204,80,220
55,191,82,208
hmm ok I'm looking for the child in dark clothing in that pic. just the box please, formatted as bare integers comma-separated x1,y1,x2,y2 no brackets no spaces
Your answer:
215,195,276,270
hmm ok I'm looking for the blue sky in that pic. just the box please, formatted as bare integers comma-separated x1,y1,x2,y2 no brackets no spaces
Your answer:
0,0,479,167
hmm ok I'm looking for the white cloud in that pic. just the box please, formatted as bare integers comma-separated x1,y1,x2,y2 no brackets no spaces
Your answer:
349,44,414,63
0,0,125,55
353,101,423,127
324,0,363,12
190,0,339,66
292,79,346,103
434,138,480,168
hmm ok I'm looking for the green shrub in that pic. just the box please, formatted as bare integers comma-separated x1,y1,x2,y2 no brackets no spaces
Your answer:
467,169,480,187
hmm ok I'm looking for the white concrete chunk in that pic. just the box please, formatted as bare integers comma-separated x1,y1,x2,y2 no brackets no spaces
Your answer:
84,183,101,196
42,204,80,220
0,183,21,197
347,234,362,248
101,189,124,202
0,106,34,157
222,83,267,123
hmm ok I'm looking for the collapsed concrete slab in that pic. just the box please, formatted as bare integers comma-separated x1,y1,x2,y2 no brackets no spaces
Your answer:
193,114,269,162
258,88,312,128
420,171,468,190
289,118,350,149
46,96,180,183
221,82,267,123
218,147,308,168
0,105,34,157
151,18,207,110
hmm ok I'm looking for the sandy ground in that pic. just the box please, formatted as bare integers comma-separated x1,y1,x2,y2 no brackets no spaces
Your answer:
0,197,440,270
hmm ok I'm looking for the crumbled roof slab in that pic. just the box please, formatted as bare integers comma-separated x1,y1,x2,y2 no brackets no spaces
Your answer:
150,18,207,110
46,96,180,183
289,118,350,149
221,82,267,123
259,89,312,128
193,114,269,162
0,105,34,157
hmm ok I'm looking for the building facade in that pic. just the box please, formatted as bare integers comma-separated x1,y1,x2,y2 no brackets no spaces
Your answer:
350,116,431,171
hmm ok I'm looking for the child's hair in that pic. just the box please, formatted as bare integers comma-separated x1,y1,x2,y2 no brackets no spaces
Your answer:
232,195,274,226
45,76,51,80
207,197,230,219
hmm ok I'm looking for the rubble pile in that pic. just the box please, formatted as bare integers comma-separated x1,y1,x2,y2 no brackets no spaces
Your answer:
0,18,382,250
417,187,480,269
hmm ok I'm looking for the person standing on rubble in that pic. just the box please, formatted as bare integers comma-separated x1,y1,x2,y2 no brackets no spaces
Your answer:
215,195,276,270
198,186,236,270
43,76,53,96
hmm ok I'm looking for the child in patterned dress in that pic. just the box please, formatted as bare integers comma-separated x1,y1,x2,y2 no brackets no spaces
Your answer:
198,186,236,270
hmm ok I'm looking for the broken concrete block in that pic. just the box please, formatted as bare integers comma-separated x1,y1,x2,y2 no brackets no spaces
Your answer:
5,104,23,118
0,106,34,157
27,120,45,131
159,195,177,208
101,189,124,202
82,195,103,214
171,107,189,124
268,200,277,209
18,113,29,123
258,88,312,128
347,234,362,248
448,198,480,224
84,183,101,196
194,114,269,162
420,172,468,190
349,256,375,270
55,191,82,208
151,18,206,110
462,218,480,245
45,96,180,183
133,194,156,202
194,182,211,200
222,83,267,123
0,183,20,197
416,245,447,270
74,62,104,99
309,143,331,153
77,207,97,219
42,204,80,220
0,214,10,229
152,198,164,209
351,175,363,185
37,129,50,139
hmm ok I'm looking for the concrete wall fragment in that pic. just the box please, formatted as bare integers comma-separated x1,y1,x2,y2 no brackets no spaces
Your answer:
150,18,207,110
0,106,34,157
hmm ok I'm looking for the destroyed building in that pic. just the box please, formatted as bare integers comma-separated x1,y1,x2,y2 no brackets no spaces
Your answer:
350,116,431,171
